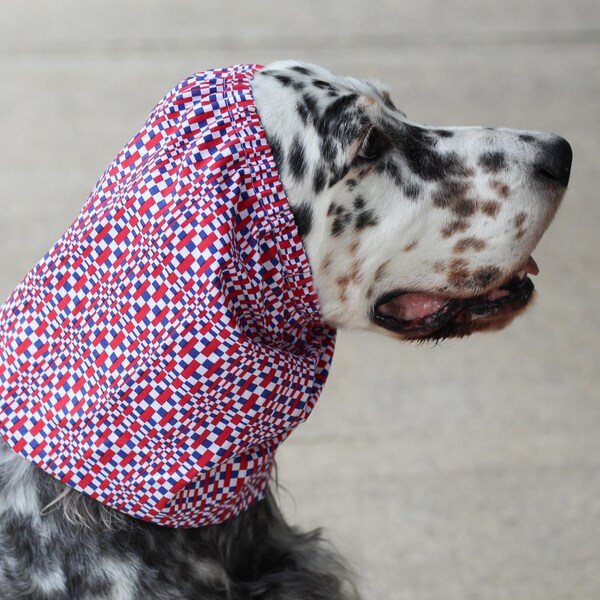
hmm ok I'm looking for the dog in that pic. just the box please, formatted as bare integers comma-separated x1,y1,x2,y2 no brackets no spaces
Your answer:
0,60,571,599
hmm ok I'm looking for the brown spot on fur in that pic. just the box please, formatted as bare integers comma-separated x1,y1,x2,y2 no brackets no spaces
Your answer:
448,258,471,288
481,200,501,218
447,260,501,291
433,261,446,274
403,241,418,252
471,266,501,288
374,260,390,283
441,220,470,238
336,262,362,303
337,275,350,304
450,258,468,269
490,180,511,198
453,198,477,217
514,212,527,228
453,237,486,253
321,253,333,274
514,228,526,240
337,276,350,287
349,241,360,256
433,180,470,209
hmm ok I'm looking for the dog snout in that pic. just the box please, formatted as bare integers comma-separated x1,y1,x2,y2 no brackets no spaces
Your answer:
535,135,573,187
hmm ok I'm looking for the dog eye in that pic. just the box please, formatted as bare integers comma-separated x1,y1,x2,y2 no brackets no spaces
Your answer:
357,129,382,161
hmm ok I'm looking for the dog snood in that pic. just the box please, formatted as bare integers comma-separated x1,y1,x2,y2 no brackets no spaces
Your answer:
0,64,336,527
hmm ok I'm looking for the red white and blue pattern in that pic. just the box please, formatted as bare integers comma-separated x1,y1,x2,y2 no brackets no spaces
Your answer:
0,64,336,527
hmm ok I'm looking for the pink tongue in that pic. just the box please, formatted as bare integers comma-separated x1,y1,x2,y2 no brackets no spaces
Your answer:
524,256,539,275
377,293,449,321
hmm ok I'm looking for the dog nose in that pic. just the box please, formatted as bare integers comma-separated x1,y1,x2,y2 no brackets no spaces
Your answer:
536,136,573,186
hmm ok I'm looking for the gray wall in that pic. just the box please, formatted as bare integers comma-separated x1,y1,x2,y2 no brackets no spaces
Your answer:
1,2,598,599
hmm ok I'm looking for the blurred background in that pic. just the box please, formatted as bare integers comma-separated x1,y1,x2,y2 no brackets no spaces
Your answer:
0,2,598,599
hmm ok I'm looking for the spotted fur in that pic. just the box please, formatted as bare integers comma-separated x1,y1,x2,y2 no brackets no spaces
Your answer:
0,60,570,599
252,60,568,328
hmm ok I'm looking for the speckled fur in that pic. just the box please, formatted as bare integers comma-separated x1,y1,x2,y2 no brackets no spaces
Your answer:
0,442,357,599
252,61,566,331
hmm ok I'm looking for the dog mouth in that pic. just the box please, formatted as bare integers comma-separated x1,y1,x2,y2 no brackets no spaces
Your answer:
372,257,539,340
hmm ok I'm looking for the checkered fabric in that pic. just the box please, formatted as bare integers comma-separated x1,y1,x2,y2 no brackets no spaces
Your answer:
0,64,336,527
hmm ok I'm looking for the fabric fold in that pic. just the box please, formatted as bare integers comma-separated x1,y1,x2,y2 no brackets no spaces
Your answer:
0,64,336,527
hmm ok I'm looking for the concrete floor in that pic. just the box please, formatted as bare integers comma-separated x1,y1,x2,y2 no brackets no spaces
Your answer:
1,2,599,598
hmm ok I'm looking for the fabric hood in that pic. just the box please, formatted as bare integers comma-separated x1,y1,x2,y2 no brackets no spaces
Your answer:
0,64,336,527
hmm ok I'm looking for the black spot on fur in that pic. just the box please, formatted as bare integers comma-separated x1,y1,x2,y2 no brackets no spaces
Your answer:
313,167,327,195
381,160,403,187
290,203,313,237
433,129,454,138
291,65,314,76
478,151,507,172
289,137,307,181
418,150,468,181
321,137,338,166
312,79,336,92
384,122,470,181
331,219,348,237
328,164,350,188
321,94,359,137
346,179,358,190
269,136,284,170
274,74,294,87
353,195,366,210
355,210,379,230
404,123,439,149
519,134,536,143
296,102,310,126
330,208,352,237
301,94,319,122
327,202,337,216
403,182,422,200
3,511,54,574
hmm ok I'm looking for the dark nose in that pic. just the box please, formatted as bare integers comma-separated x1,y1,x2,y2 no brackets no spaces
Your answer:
536,136,573,186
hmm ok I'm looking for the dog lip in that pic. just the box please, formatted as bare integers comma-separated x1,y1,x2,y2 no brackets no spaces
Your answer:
372,276,535,338
372,293,461,335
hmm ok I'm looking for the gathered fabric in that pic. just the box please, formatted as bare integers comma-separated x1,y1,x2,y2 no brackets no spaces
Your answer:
0,64,336,527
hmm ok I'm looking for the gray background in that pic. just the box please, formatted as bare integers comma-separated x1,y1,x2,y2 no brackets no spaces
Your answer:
1,2,598,599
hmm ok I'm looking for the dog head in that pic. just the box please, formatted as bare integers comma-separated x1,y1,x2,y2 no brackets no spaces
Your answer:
252,60,571,340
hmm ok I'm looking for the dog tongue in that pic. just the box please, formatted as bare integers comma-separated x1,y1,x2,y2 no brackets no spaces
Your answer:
524,256,539,275
377,293,449,321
